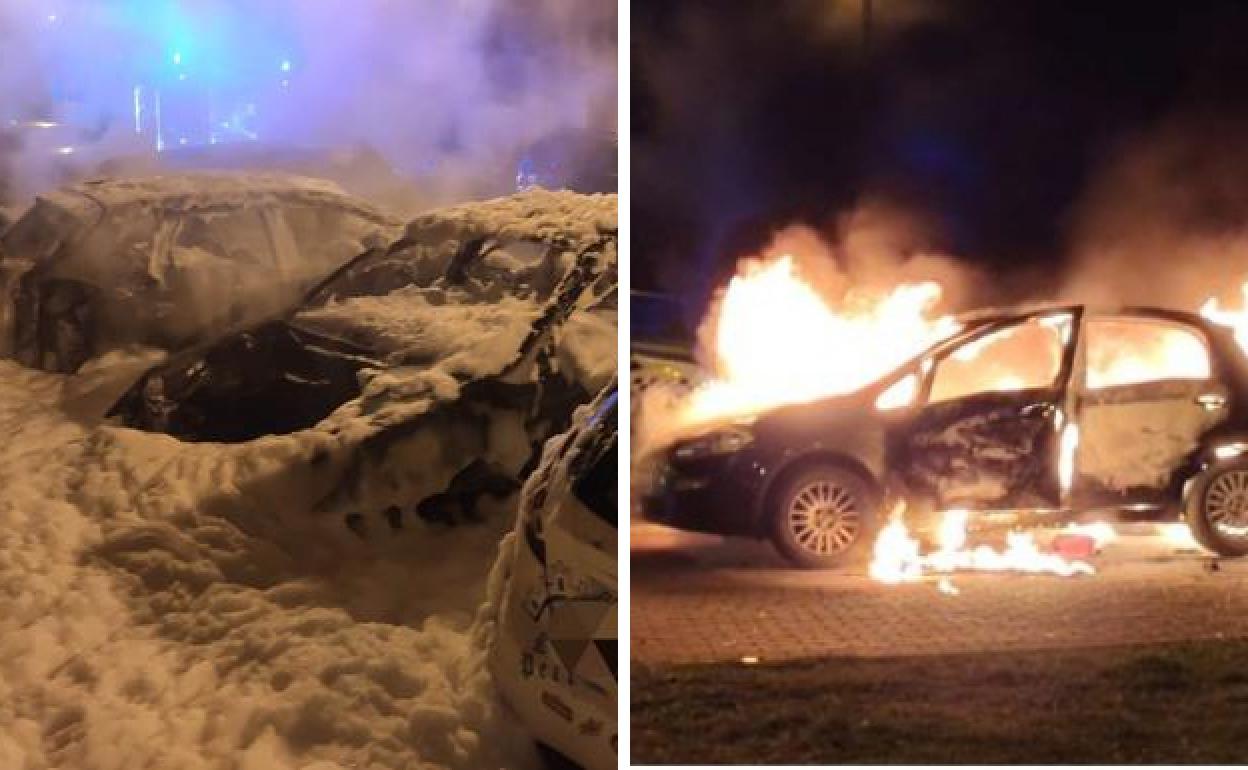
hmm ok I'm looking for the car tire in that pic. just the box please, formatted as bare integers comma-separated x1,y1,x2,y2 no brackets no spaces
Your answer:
768,463,880,569
1185,459,1248,558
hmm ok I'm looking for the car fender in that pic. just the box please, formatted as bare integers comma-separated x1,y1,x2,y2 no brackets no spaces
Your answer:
750,405,889,532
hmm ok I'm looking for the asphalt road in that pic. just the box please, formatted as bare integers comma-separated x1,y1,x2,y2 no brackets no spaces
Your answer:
631,520,1248,665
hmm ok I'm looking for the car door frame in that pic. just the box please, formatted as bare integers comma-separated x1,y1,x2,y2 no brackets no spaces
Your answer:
893,306,1084,515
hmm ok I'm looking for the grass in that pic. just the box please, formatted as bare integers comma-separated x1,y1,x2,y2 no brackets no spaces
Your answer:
631,639,1248,764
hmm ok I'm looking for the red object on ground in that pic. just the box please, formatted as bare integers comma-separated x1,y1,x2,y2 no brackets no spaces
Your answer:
1050,533,1097,559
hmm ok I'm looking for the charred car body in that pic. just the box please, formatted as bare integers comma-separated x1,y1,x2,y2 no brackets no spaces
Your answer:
0,172,401,372
644,305,1248,567
108,190,617,527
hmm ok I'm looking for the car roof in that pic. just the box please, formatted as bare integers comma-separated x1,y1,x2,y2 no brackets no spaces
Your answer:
41,172,354,213
954,301,1211,329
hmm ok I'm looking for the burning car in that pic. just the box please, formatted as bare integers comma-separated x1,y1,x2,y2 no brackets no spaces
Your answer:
489,381,617,770
0,172,402,372
106,190,616,525
644,303,1248,568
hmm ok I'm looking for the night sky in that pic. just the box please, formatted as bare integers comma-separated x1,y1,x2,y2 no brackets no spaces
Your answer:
633,0,1248,309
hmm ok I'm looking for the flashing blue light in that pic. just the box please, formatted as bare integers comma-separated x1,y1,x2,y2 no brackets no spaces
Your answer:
280,59,292,73
172,51,182,66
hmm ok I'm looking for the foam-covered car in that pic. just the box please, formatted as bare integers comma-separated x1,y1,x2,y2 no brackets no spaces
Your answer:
0,172,402,372
489,381,617,770
107,190,617,525
644,304,1248,567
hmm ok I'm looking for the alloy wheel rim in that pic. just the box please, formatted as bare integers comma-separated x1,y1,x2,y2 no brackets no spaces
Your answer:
1205,470,1248,540
787,479,862,555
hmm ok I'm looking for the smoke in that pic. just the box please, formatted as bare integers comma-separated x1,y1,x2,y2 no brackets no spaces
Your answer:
0,0,616,212
692,200,983,368
1063,115,1248,310
631,197,984,463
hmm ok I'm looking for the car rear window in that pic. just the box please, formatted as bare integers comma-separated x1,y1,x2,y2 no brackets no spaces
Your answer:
1085,318,1211,389
1,201,84,263
281,204,393,274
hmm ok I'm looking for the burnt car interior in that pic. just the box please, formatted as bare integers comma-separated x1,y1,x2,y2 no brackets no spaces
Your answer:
894,308,1234,523
898,310,1076,516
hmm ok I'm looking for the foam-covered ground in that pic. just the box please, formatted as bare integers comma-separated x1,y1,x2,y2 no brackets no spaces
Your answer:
0,358,536,770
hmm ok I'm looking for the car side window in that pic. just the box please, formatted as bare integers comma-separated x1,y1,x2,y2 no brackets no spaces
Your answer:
1085,318,1211,389
929,316,1067,403
281,204,389,274
173,207,273,269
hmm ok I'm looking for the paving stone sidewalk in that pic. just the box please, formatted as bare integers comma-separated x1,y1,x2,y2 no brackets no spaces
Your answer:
631,524,1248,665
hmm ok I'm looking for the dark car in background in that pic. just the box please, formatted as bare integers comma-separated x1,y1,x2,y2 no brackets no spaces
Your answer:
644,304,1248,567
0,172,401,372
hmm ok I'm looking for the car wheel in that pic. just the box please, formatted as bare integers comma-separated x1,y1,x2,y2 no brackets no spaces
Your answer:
769,463,879,569
1185,460,1248,558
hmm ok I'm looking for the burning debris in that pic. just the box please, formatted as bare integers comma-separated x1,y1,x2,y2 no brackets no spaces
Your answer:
867,507,1107,585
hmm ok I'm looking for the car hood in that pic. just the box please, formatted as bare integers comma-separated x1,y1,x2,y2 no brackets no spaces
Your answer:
291,288,546,379
751,388,878,437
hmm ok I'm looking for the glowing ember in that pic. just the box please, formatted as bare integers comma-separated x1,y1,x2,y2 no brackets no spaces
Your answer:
868,508,1097,584
683,256,958,424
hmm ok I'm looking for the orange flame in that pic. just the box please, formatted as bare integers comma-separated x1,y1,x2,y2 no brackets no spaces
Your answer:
1201,281,1248,354
682,256,958,424
869,509,1101,584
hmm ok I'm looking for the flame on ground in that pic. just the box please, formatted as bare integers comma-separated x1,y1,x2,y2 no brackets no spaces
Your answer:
869,508,1107,584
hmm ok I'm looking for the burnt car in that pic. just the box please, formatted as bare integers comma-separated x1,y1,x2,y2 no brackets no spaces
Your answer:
0,172,402,372
108,190,617,523
644,304,1248,568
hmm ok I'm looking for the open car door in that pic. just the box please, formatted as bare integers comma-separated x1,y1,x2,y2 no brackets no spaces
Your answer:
898,308,1082,514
